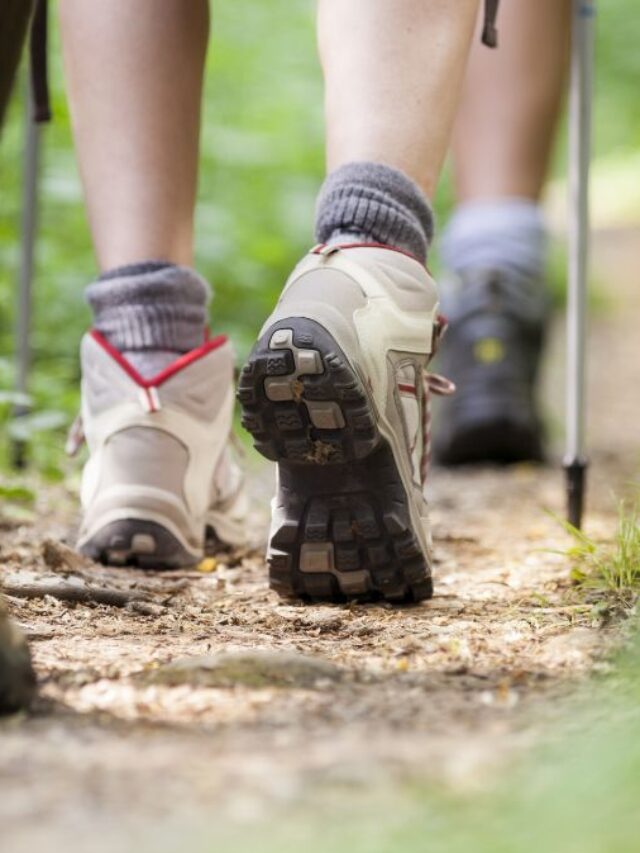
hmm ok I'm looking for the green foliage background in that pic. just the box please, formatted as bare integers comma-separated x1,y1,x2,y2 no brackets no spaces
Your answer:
0,5,639,845
0,0,638,474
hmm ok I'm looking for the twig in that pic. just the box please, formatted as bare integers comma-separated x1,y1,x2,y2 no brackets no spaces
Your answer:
2,581,150,608
41,539,89,573
127,600,166,617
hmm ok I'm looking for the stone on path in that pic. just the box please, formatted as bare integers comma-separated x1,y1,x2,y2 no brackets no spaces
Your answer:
138,649,344,690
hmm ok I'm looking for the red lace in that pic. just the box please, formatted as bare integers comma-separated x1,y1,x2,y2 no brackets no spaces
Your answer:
420,372,455,486
420,316,456,487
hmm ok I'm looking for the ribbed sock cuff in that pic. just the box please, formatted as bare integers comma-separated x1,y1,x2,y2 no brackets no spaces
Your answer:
85,262,211,353
315,162,434,264
441,198,548,283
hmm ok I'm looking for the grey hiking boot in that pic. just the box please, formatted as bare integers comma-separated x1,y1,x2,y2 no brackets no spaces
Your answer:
433,269,548,466
238,244,450,603
0,604,36,714
73,331,249,568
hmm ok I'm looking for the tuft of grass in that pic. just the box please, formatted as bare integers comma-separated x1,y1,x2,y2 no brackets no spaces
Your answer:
557,502,640,609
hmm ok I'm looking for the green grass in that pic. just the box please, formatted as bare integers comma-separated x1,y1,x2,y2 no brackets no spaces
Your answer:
559,502,640,607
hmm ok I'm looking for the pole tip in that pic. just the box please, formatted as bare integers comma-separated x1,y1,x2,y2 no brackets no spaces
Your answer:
564,457,588,529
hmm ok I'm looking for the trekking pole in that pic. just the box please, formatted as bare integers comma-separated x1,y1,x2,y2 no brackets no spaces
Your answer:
564,0,595,529
12,84,41,469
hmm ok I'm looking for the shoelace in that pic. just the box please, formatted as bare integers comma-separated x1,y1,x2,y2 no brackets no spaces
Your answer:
419,314,456,488
420,371,456,488
65,413,84,457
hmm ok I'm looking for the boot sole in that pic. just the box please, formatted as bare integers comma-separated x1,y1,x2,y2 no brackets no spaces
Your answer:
79,519,199,570
238,318,433,604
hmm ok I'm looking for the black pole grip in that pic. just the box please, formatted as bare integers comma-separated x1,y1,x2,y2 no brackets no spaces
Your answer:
0,0,35,127
564,457,588,530
482,0,500,48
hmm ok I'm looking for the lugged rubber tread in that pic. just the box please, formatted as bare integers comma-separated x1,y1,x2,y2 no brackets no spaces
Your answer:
238,318,433,603
80,519,198,570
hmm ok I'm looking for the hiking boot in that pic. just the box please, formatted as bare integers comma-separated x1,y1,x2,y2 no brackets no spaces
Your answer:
238,244,449,603
74,331,249,568
433,269,548,466
0,604,36,714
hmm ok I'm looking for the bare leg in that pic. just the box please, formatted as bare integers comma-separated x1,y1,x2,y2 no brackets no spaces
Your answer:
452,0,571,202
59,0,209,270
319,0,480,199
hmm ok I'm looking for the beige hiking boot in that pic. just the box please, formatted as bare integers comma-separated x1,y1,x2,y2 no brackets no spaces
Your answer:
74,331,249,568
238,244,452,602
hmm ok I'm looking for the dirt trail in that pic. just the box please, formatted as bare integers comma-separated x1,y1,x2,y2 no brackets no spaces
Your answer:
1,230,638,852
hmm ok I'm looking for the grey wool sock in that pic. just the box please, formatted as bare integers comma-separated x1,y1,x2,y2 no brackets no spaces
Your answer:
315,162,434,264
85,262,211,378
441,199,548,284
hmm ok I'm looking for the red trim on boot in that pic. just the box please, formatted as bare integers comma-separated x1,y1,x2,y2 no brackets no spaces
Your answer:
89,329,228,389
398,383,418,396
311,241,423,264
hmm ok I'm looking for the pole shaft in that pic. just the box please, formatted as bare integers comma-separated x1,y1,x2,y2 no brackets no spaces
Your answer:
12,86,40,469
565,0,595,463
15,87,40,401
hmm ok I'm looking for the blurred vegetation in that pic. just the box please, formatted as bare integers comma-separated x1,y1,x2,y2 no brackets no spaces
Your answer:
197,627,640,853
0,0,639,476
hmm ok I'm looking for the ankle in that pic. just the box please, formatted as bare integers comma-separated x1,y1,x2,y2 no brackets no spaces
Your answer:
85,262,211,377
441,198,548,284
314,162,434,264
